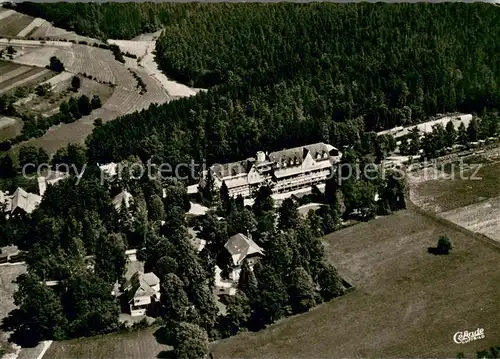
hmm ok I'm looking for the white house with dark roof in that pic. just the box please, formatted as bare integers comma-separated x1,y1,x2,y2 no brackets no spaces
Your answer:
201,142,341,199
122,271,161,317
224,233,264,282
214,233,264,296
1,188,41,215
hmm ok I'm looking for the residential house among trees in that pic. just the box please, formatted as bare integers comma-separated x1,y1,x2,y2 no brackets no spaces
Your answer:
215,233,265,295
0,188,42,215
122,271,161,317
112,190,133,211
224,233,264,282
201,142,342,199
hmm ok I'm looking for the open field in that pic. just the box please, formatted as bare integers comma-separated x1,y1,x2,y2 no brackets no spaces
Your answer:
409,148,500,243
0,68,54,95
0,116,22,141
23,82,166,154
16,18,46,38
211,209,500,358
0,9,100,44
17,76,114,118
0,12,33,38
410,154,500,213
0,262,27,352
0,62,32,79
441,196,500,242
44,327,169,359
0,11,198,154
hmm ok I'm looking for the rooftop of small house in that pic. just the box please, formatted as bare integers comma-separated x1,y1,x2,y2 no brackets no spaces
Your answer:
123,271,160,302
224,233,264,266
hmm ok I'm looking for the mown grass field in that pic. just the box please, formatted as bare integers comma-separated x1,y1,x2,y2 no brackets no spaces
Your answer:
0,12,33,38
410,155,500,213
210,209,500,358
410,149,500,244
44,327,169,359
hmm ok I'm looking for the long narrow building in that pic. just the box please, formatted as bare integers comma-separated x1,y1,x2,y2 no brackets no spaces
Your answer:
202,142,342,199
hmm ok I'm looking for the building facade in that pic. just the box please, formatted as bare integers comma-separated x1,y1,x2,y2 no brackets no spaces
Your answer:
122,271,161,317
1,188,42,216
202,142,341,199
215,233,264,296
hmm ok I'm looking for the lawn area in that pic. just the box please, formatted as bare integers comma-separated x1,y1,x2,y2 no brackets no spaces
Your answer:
210,209,500,358
410,160,500,213
44,327,170,359
0,263,27,322
0,263,27,352
0,116,23,141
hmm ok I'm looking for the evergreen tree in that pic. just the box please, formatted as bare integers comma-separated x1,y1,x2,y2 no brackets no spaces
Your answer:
201,170,215,205
191,284,218,332
288,266,318,314
2,274,68,346
220,180,230,214
0,154,16,178
94,233,126,284
71,76,81,91
61,273,119,338
317,262,344,301
278,197,301,230
457,122,468,146
48,56,64,72
306,210,323,238
468,118,479,142
77,95,92,116
237,259,258,301
445,121,457,147
227,205,256,236
172,322,209,359
161,273,189,323
91,95,102,109
18,145,43,173
148,194,165,222
252,263,288,328
221,291,252,336
408,127,421,155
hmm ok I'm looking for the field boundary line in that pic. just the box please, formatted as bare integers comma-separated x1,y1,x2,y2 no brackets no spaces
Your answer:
37,340,53,359
407,198,500,251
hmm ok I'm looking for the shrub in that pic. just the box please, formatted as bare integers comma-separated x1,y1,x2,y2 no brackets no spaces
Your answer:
35,83,51,97
47,56,65,72
437,235,452,255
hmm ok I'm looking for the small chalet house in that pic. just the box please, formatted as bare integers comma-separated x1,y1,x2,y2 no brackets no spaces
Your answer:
1,188,42,216
224,233,264,282
122,271,161,317
112,190,133,211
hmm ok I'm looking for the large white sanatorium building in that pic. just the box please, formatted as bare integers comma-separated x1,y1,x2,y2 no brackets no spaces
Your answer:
202,142,342,199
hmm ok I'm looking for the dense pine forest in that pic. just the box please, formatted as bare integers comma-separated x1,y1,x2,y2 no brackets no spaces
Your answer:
14,2,500,167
